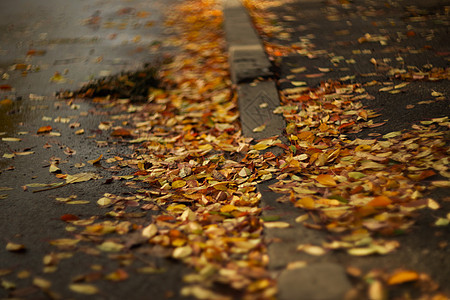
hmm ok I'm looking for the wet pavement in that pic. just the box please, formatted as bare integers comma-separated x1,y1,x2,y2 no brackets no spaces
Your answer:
0,0,192,299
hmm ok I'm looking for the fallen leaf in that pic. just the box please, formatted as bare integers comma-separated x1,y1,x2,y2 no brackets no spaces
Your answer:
2,137,21,142
105,269,129,281
315,174,337,186
263,221,290,228
6,242,26,252
97,241,124,252
173,245,192,259
88,154,103,165
65,172,101,184
111,128,132,137
33,277,51,290
69,283,99,295
252,124,266,132
37,126,52,134
387,270,419,285
142,224,158,238
297,244,326,256
367,196,392,207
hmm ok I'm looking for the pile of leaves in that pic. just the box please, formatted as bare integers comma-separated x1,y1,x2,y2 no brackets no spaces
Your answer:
57,63,161,102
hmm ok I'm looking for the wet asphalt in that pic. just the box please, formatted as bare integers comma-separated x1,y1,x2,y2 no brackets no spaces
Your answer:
0,0,192,299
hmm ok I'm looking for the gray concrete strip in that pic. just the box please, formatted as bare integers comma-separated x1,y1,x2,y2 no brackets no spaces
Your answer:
223,0,273,83
222,0,284,140
277,263,352,300
237,80,285,140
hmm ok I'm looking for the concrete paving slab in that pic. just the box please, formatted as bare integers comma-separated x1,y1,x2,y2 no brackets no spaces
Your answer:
237,80,285,139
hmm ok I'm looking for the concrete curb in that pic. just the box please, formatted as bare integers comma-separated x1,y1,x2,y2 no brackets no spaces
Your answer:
222,0,284,140
222,1,353,299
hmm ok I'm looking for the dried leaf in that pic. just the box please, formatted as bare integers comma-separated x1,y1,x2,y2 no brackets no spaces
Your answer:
97,241,124,252
367,196,392,207
263,221,290,228
65,172,101,184
172,180,186,189
297,244,326,256
387,270,419,285
37,126,52,134
6,242,26,252
142,224,158,238
2,137,21,142
173,245,192,259
33,277,51,290
315,174,337,186
88,154,103,165
69,283,99,295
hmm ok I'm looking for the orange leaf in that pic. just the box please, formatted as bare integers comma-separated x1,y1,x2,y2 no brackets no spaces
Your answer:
87,154,103,165
37,126,52,134
315,174,337,186
387,270,419,285
367,196,392,207
111,128,132,137
338,121,355,130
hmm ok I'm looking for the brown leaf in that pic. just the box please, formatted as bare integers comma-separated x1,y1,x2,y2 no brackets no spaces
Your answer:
111,128,132,137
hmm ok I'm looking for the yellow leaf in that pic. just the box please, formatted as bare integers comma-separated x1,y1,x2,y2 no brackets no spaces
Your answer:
142,224,158,238
65,172,101,184
49,239,80,247
295,214,309,223
295,197,315,209
167,204,186,211
172,180,186,189
220,204,237,213
33,277,51,290
49,163,60,173
315,174,337,186
387,270,419,285
264,221,290,228
69,283,99,295
2,137,21,142
297,244,326,256
383,131,402,139
173,245,192,259
291,67,307,73
6,242,25,252
253,142,270,151
252,124,266,132
97,241,124,252
97,197,112,206
431,181,450,188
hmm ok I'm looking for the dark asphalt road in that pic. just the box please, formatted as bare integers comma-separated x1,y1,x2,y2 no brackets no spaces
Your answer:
0,0,191,299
